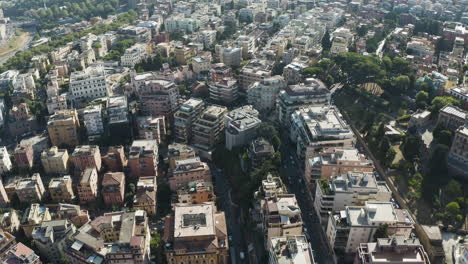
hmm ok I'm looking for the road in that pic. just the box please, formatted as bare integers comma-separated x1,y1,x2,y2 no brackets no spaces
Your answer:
279,132,337,264
210,164,249,264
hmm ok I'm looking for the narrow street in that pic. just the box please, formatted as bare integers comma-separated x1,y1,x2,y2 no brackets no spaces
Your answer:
280,132,337,264
210,164,249,264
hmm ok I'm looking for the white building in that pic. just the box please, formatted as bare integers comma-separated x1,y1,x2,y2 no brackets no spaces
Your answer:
239,59,273,90
199,30,217,48
0,99,4,127
283,61,308,85
209,78,239,105
326,202,415,254
236,35,256,59
268,235,316,264
83,105,104,140
248,75,286,112
289,105,354,158
164,15,198,33
314,171,391,221
330,27,354,55
69,67,110,103
220,47,242,67
121,43,147,67
46,95,67,115
0,147,12,175
225,105,262,150
277,78,330,124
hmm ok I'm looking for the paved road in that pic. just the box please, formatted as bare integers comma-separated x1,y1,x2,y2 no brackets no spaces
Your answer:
280,133,337,264
210,164,249,264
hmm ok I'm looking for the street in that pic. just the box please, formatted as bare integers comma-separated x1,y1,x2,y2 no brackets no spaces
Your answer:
210,164,249,264
279,133,337,264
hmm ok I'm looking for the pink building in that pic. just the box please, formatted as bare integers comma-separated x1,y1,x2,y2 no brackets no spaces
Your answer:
128,140,158,178
138,79,179,120
305,147,374,181
102,146,127,172
102,172,125,206
136,116,166,145
169,157,211,191
14,144,34,169
77,168,98,204
71,145,102,172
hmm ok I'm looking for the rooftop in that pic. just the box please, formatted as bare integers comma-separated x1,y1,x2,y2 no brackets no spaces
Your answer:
174,203,215,238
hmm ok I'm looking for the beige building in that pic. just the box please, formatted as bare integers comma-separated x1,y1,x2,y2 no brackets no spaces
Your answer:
41,146,69,174
163,202,229,264
47,109,81,147
168,143,197,169
448,124,468,178
192,105,228,151
77,168,98,204
134,176,157,215
21,203,51,238
49,176,75,202
174,98,204,143
15,173,46,203
169,157,211,191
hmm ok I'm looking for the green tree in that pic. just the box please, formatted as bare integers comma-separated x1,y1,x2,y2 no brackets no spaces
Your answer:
437,130,453,147
394,75,410,94
400,135,422,162
374,224,389,240
322,30,332,51
415,91,429,108
445,180,462,198
430,96,459,114
445,202,461,216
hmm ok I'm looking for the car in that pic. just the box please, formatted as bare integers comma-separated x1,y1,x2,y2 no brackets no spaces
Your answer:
228,235,232,242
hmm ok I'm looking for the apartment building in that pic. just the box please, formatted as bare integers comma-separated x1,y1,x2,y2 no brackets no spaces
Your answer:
0,179,9,206
128,139,159,178
277,78,330,124
262,194,303,247
0,241,41,264
248,137,275,169
121,43,147,67
138,79,180,119
102,146,127,172
14,144,34,169
46,94,67,115
55,203,89,228
134,176,157,215
209,78,239,105
169,157,211,191
192,105,228,151
448,124,468,178
83,104,104,140
107,95,130,126
355,237,430,264
168,143,197,169
290,105,354,159
47,109,81,147
225,105,262,150
283,61,308,85
69,66,110,103
32,220,76,263
136,116,166,144
41,147,69,174
177,180,215,204
192,56,211,74
71,145,102,172
77,168,98,204
49,176,75,202
305,147,374,181
210,63,232,83
437,104,467,130
174,98,204,143
163,203,229,264
314,171,392,221
65,210,150,263
247,75,286,112
15,173,45,203
220,47,242,67
101,172,125,206
239,59,273,90
269,235,316,264
0,147,11,175
326,202,415,254
21,204,51,238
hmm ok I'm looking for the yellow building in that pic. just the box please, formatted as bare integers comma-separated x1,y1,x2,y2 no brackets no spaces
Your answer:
49,176,74,201
47,109,80,147
41,146,69,174
133,176,157,215
163,202,229,264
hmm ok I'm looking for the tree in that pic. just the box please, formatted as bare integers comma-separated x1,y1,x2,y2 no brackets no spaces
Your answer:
321,30,332,51
445,180,462,198
374,224,389,240
437,130,453,147
384,148,396,166
400,135,422,162
415,91,429,108
394,75,410,94
256,123,278,142
445,202,461,216
430,96,460,114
